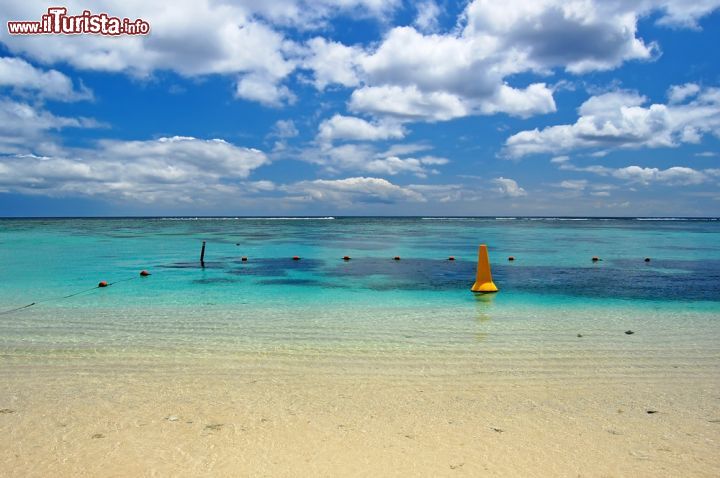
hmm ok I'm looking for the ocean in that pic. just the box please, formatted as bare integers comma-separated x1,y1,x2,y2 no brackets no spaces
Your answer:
1,217,719,476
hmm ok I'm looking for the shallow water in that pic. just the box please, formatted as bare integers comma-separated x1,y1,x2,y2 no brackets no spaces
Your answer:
1,217,718,359
1,217,719,477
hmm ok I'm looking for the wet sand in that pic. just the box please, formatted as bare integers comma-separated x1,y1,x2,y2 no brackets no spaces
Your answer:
1,351,719,477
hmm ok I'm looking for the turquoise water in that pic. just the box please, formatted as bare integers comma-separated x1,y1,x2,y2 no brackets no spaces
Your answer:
1,217,719,370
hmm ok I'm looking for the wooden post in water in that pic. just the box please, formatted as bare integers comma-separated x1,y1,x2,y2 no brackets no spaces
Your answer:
200,241,206,267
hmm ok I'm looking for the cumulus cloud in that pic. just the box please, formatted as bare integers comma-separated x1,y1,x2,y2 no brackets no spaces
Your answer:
236,72,296,107
346,26,557,120
559,179,588,190
668,83,701,104
302,38,363,89
349,85,470,122
608,165,708,185
231,0,401,30
3,0,718,116
653,0,720,27
0,136,269,203
283,177,425,205
302,1,718,123
0,98,101,154
504,85,720,158
270,119,299,139
493,177,527,197
302,143,448,177
1,1,297,106
0,0,403,107
462,0,658,74
0,57,92,101
555,159,715,186
406,183,481,202
317,114,405,142
414,0,442,33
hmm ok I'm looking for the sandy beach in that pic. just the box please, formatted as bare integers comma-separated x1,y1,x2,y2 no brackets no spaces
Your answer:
2,347,718,477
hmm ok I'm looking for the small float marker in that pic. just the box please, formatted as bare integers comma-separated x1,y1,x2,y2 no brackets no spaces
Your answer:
644,257,651,262
393,256,401,261
471,244,498,293
98,281,108,288
592,256,601,262
140,270,151,277
241,256,248,262
448,256,455,261
343,256,351,261
508,256,515,261
292,256,300,261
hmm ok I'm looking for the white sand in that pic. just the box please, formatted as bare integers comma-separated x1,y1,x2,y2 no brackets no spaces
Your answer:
1,350,718,477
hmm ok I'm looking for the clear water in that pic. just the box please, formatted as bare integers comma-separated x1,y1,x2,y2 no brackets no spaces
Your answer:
1,217,718,377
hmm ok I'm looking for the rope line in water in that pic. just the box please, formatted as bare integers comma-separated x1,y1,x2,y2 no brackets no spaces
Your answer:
0,275,142,316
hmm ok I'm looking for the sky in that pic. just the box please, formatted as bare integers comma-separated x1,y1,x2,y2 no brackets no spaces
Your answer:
0,0,719,217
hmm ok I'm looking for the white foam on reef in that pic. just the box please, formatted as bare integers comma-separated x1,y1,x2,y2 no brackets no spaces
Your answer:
160,217,335,221
635,217,711,221
421,217,481,220
528,218,589,221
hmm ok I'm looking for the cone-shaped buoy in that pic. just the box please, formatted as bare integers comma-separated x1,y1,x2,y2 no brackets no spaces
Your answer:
140,270,151,277
644,257,650,262
343,256,351,261
448,256,455,261
393,256,401,261
470,244,498,293
98,280,108,288
292,256,300,261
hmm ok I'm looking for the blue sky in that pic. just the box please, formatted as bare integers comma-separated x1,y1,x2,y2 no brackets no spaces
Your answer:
0,0,719,216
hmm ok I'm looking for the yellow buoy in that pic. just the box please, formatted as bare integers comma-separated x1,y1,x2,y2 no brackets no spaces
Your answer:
471,244,498,293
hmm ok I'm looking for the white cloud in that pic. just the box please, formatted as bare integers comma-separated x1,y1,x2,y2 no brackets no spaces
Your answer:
555,159,714,186
407,183,480,202
0,136,269,203
302,38,363,89
611,165,708,185
504,86,720,158
414,0,442,33
0,98,101,154
3,0,718,116
300,1,718,124
559,179,588,190
302,142,448,177
283,177,425,205
270,119,299,139
478,83,556,118
349,26,556,120
0,0,402,107
317,114,405,142
653,0,720,27
668,83,701,104
349,85,469,122
0,57,91,101
493,177,527,197
230,0,401,30
1,1,296,106
463,0,659,74
236,72,296,107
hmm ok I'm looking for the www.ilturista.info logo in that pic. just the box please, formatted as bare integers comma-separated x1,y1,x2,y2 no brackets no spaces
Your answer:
7,7,150,35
